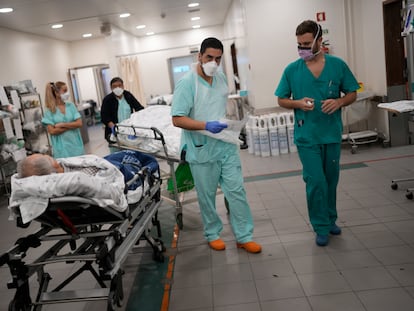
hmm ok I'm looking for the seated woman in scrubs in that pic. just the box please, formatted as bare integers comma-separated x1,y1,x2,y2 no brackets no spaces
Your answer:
42,81,85,158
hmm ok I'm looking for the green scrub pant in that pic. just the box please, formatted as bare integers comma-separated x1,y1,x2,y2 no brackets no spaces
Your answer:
189,148,254,243
297,143,341,235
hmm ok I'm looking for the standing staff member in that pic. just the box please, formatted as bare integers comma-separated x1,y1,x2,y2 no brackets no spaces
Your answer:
42,81,84,158
275,20,359,246
101,77,144,148
171,37,261,253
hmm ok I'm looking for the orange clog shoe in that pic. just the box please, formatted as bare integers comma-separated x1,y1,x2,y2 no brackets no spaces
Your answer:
208,238,226,251
236,241,262,253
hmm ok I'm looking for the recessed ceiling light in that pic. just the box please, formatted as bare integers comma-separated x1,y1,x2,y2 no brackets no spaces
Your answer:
146,32,155,36
192,25,200,29
82,33,92,38
136,24,146,29
188,3,199,8
0,7,13,13
191,16,200,21
119,13,130,18
51,24,63,29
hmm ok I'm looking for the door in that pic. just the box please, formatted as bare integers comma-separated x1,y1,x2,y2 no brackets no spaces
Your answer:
383,0,410,146
383,0,407,100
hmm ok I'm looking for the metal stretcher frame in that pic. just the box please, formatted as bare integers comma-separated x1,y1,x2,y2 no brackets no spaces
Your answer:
379,100,414,200
110,124,186,229
0,168,165,311
341,92,383,154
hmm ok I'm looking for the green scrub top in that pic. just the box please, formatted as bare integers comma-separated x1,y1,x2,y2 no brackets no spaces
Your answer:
275,54,359,146
42,102,85,158
171,66,229,164
117,96,132,123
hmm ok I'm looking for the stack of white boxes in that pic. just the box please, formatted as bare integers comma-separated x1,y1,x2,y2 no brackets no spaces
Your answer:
245,112,297,157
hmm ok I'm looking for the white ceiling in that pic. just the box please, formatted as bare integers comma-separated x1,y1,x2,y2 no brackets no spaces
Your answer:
0,0,233,41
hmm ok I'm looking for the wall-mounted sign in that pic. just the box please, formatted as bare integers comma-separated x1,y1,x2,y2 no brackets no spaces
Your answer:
317,12,326,22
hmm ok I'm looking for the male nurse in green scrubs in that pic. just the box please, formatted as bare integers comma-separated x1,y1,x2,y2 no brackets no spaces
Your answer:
275,20,359,246
171,37,261,253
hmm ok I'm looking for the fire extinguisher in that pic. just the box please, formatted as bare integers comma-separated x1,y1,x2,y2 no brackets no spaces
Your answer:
321,40,330,54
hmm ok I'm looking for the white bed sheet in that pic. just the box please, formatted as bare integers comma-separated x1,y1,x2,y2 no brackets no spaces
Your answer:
116,105,247,156
117,105,182,157
9,155,129,224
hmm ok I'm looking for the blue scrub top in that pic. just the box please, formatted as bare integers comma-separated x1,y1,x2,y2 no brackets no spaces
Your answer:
42,102,85,158
275,54,359,146
171,66,230,164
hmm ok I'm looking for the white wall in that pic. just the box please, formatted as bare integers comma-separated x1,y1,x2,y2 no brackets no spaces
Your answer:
102,25,224,103
0,27,71,102
349,0,387,96
243,0,349,109
136,26,224,101
69,37,109,68
223,0,249,95
1,0,390,114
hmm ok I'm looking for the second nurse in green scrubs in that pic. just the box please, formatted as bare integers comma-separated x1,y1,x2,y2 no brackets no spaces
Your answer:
275,20,359,246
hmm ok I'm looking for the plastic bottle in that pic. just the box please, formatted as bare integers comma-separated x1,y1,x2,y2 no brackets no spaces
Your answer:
286,112,297,153
258,115,270,157
277,113,289,154
246,116,255,154
252,116,261,156
268,113,280,156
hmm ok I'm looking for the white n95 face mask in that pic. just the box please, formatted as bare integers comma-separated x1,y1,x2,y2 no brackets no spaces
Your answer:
113,87,124,97
60,92,70,101
202,61,219,77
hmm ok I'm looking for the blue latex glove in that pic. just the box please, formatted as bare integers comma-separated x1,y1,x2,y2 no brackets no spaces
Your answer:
127,135,137,140
205,121,228,134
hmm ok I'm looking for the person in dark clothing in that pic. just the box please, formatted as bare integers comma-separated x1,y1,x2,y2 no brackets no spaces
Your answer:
101,77,144,143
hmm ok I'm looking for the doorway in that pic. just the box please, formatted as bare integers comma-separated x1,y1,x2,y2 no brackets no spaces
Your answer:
168,54,198,92
383,0,407,101
230,43,240,92
69,64,111,109
383,0,410,146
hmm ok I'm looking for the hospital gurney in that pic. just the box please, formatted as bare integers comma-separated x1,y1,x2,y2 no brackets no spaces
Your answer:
0,164,165,311
341,91,384,153
109,124,187,229
110,105,246,228
382,100,414,199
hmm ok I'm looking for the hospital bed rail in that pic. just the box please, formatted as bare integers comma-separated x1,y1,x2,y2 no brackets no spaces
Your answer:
110,124,186,229
1,167,165,311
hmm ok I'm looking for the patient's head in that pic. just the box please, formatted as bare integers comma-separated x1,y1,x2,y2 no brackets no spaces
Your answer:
17,154,63,178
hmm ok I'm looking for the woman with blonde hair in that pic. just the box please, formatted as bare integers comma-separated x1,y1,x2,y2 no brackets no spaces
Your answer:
42,81,84,158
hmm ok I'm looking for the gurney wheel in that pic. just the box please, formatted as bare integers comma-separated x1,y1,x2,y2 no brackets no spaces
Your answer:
107,292,116,311
406,191,413,200
153,250,165,262
391,182,398,190
176,213,183,229
351,145,357,154
154,238,166,252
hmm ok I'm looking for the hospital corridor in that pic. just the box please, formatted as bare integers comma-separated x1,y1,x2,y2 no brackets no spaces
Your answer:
2,0,414,310
2,125,414,311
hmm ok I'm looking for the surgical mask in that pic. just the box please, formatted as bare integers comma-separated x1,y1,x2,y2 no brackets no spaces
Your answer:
60,92,70,101
113,87,124,97
298,47,315,61
202,61,219,77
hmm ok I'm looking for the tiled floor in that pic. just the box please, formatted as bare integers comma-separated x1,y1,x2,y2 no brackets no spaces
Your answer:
2,124,414,311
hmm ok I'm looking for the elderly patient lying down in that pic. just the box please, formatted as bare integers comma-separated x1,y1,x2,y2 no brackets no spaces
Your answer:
9,150,159,224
